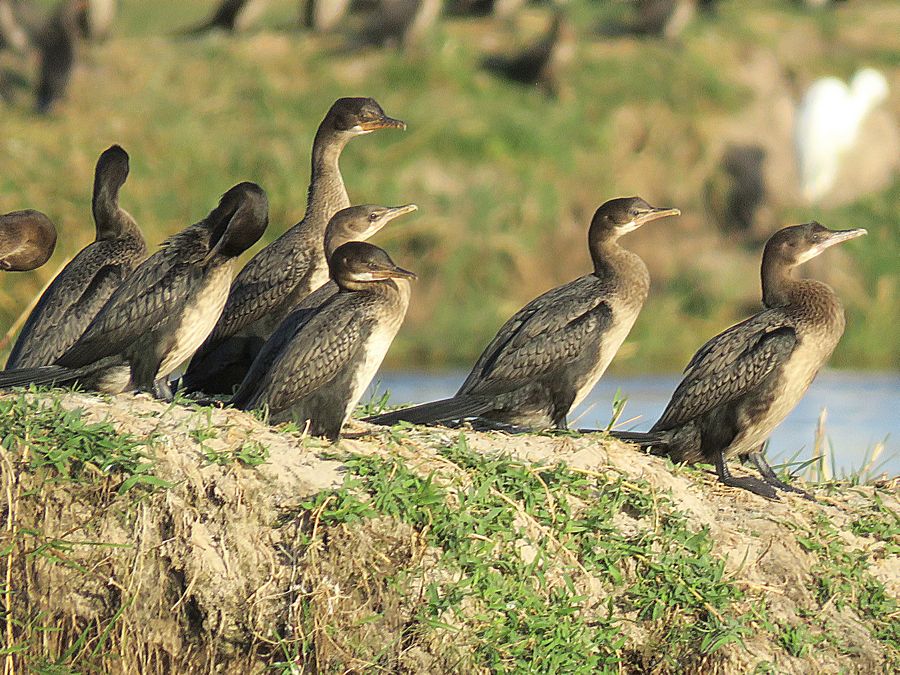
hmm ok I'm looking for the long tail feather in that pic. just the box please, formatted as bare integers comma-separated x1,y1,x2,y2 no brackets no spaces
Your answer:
607,429,671,452
0,364,77,388
364,396,494,426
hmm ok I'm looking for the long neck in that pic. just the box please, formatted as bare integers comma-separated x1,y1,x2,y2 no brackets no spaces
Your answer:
92,182,124,240
590,237,650,304
307,128,352,235
761,260,797,308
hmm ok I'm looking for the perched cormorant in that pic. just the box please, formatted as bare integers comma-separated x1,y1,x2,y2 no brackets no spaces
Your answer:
366,197,680,430
0,209,57,272
610,222,866,499
229,203,417,407
483,11,576,97
6,145,147,369
234,241,415,438
0,183,269,400
181,97,405,395
35,0,83,113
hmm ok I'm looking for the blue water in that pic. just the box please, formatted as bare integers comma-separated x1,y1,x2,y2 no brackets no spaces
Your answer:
366,370,900,477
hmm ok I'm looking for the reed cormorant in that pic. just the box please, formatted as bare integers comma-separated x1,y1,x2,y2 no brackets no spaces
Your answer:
610,222,867,499
229,203,417,408
0,209,56,272
234,241,415,439
365,197,680,430
6,145,147,369
181,97,405,395
0,183,269,400
35,0,84,113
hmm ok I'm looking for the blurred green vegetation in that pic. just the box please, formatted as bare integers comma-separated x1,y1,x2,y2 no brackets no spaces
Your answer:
0,0,897,371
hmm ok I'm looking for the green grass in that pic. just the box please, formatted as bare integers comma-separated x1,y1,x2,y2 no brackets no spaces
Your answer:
0,0,897,374
290,433,754,672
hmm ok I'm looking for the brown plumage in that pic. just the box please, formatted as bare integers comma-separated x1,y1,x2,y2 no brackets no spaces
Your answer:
0,209,57,272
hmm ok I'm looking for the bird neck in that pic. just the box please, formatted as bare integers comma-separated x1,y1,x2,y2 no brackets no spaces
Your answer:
92,186,133,241
762,265,843,324
591,238,646,288
307,129,352,236
762,263,799,308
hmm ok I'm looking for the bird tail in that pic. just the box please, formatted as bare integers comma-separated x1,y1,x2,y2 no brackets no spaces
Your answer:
0,364,78,389
363,396,494,427
606,429,672,454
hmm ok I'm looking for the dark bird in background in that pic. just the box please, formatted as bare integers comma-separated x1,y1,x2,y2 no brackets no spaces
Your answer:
705,143,768,242
235,241,416,439
482,10,576,97
610,222,866,499
359,0,442,50
448,0,525,19
0,209,57,271
600,0,718,41
366,197,680,431
35,0,85,113
181,97,406,396
230,203,418,409
179,0,260,36
6,145,147,369
0,183,269,400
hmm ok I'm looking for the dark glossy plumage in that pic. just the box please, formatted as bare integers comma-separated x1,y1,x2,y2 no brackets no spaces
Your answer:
6,145,146,369
235,241,415,439
366,197,680,430
181,98,405,395
0,183,269,399
0,209,56,272
611,222,866,499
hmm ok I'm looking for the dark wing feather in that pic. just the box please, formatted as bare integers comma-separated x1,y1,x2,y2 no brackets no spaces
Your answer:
459,276,612,396
654,312,798,429
6,238,143,368
247,296,374,415
56,228,208,368
207,231,314,342
230,282,340,408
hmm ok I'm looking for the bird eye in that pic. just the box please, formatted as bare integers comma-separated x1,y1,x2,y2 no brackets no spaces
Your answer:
369,213,379,222
629,209,639,217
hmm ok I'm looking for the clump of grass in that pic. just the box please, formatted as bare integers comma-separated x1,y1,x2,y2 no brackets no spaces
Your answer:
0,390,161,492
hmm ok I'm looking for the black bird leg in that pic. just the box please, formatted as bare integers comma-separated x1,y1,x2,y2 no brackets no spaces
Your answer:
747,448,815,501
714,449,778,500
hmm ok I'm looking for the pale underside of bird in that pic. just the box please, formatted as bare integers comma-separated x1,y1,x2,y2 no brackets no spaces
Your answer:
794,68,889,203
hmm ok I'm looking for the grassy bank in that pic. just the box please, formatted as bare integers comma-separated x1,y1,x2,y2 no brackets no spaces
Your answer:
0,0,897,371
1,390,897,672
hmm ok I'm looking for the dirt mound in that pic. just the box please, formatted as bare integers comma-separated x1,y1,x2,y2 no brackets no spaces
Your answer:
1,391,897,673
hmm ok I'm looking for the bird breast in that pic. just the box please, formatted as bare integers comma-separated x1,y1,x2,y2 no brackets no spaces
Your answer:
158,261,236,377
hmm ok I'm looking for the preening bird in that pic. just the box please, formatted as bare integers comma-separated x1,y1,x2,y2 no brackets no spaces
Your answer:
366,197,680,431
610,222,867,499
0,209,57,272
6,145,147,369
234,241,416,439
0,183,269,400
795,68,889,203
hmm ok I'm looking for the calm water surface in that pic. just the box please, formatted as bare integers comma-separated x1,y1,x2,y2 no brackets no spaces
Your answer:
367,370,899,477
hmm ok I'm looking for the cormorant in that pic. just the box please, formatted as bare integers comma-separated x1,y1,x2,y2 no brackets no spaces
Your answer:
0,209,57,272
35,0,84,113
610,222,867,499
365,197,680,430
6,145,147,369
360,0,441,50
181,97,405,395
234,241,415,439
0,183,269,400
483,10,576,97
229,203,417,408
179,0,262,36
